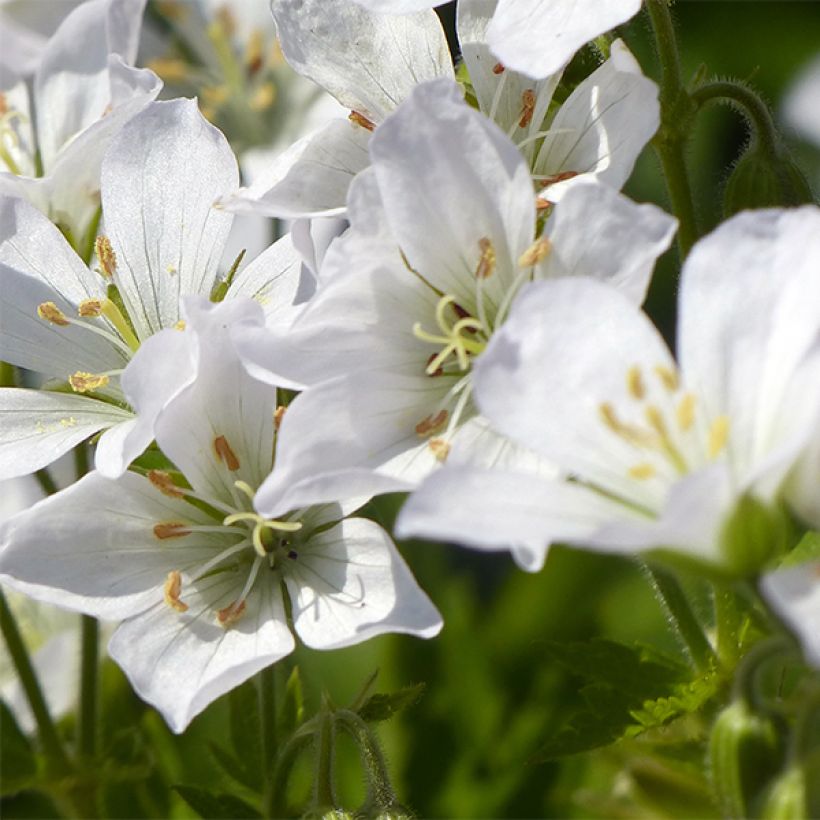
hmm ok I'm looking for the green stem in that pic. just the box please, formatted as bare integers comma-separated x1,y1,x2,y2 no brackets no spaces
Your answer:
714,582,743,668
645,0,699,259
312,708,337,813
641,562,717,673
259,665,277,792
34,467,59,497
78,616,98,761
0,589,71,773
266,729,314,819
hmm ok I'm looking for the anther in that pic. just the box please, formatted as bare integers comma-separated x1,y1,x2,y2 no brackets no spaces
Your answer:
217,599,247,628
69,371,109,393
429,438,450,462
37,302,70,326
153,522,191,539
654,365,679,392
475,237,496,279
78,299,103,318
214,435,240,471
349,110,376,131
249,83,276,111
246,29,264,74
492,62,505,75
626,366,645,400
518,89,536,128
274,405,286,430
164,570,188,612
708,416,730,459
415,410,448,438
148,469,185,499
628,462,656,480
677,394,696,431
518,237,552,268
537,170,579,188
95,236,117,279
174,320,186,331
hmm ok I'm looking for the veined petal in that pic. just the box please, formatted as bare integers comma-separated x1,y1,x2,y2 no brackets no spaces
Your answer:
539,179,677,305
488,0,642,80
109,579,294,733
218,119,371,219
287,517,441,650
761,563,820,668
534,39,659,196
271,0,452,123
0,388,132,479
101,98,237,339
0,471,221,620
350,0,444,10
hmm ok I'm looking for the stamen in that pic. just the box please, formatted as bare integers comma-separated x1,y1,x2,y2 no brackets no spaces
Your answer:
598,402,654,447
645,406,688,473
274,405,286,430
69,371,110,393
677,394,696,431
174,320,186,331
535,198,552,212
37,302,70,326
146,57,190,83
153,522,191,540
148,469,185,498
536,170,580,188
163,570,188,612
78,299,103,317
95,236,117,279
217,599,247,628
492,62,505,74
654,365,679,392
475,237,496,279
99,298,140,352
518,89,536,129
349,110,376,131
415,409,448,438
518,237,552,268
429,438,450,462
214,435,240,471
626,366,645,400
628,462,657,480
249,83,276,111
708,416,730,459
246,29,264,74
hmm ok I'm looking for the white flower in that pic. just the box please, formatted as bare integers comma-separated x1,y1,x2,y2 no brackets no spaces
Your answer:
349,0,642,80
398,206,820,573
0,298,442,733
0,0,161,242
220,0,657,219
235,79,675,516
0,98,307,481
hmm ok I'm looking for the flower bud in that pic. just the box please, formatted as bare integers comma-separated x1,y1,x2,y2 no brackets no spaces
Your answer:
759,765,808,820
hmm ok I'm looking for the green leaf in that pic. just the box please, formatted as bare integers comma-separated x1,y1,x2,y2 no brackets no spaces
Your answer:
0,701,37,795
208,743,259,792
172,785,261,819
279,666,304,737
229,680,263,789
358,683,426,723
629,668,723,733
780,531,820,567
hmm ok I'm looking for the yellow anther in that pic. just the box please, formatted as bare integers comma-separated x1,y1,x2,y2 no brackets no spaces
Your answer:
78,299,103,317
145,57,190,82
654,364,679,392
475,237,496,279
166,264,177,275
708,415,730,459
164,570,188,612
518,89,536,128
245,29,265,74
94,236,117,279
153,522,191,540
415,410,448,438
645,405,668,437
0,93,7,116
249,82,276,111
69,371,109,393
599,402,620,432
37,301,70,326
626,366,645,400
215,4,236,35
59,417,77,428
174,320,186,331
274,405,286,430
349,110,376,131
677,393,696,431
202,84,230,107
213,435,240,471
628,462,657,480
217,599,246,628
148,469,185,499
518,236,552,268
429,438,450,462
645,405,688,473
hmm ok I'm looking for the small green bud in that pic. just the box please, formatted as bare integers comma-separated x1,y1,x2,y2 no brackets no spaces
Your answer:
724,144,814,218
759,765,807,820
709,699,782,818
719,495,793,577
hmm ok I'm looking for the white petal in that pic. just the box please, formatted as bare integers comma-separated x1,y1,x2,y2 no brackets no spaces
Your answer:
101,98,237,338
109,580,294,733
761,563,820,668
287,517,441,650
351,0,444,10
0,388,131,479
535,40,659,196
539,178,677,305
488,0,642,80
0,471,221,620
218,119,371,219
271,0,452,123
0,68,37,176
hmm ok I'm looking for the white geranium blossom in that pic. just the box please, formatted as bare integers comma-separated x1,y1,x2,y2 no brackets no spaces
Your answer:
398,206,820,574
0,0,161,242
350,0,642,80
220,0,657,218
0,297,442,733
235,79,674,519
0,98,308,481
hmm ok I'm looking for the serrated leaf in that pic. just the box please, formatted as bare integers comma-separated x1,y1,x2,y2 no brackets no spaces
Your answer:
172,785,260,819
279,666,304,736
229,680,262,789
628,668,722,733
0,701,37,795
358,683,426,723
208,743,259,792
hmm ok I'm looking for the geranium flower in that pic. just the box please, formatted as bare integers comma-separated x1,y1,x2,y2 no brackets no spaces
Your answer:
0,298,442,732
398,206,820,573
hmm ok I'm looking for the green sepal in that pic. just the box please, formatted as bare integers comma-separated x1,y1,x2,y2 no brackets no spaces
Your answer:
0,701,38,795
779,530,820,567
172,785,261,819
279,665,305,737
357,683,426,723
